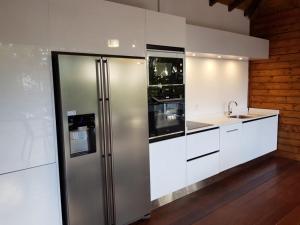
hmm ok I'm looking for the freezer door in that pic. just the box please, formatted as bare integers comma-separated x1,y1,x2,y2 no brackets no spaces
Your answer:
107,58,151,225
56,54,107,225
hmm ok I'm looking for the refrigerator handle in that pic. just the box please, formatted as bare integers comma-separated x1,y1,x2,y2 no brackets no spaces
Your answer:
96,59,111,224
96,59,104,100
103,59,116,225
103,59,110,99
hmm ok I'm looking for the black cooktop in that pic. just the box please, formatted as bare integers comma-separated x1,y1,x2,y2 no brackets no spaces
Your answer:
186,121,213,131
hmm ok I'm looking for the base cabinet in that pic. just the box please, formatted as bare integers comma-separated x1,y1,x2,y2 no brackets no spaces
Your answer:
219,124,243,172
0,164,61,225
149,137,186,200
242,116,278,163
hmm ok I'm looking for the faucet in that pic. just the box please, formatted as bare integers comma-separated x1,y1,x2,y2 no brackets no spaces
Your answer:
227,100,238,116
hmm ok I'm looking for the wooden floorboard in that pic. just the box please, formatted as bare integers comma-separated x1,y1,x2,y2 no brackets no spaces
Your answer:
131,157,300,225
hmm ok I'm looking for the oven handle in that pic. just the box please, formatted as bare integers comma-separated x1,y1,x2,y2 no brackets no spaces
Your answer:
152,96,184,103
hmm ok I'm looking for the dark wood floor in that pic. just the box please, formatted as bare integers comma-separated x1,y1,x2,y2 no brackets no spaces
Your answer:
132,156,300,225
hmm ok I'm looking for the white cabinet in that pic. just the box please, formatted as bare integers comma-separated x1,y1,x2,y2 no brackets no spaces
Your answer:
146,10,186,48
186,128,220,160
242,116,278,163
187,152,219,186
260,116,278,155
49,0,146,56
186,24,269,59
0,164,62,225
219,123,243,172
241,120,260,163
0,44,57,175
149,136,186,200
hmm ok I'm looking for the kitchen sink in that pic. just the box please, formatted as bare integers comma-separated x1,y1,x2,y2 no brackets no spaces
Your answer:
229,115,255,119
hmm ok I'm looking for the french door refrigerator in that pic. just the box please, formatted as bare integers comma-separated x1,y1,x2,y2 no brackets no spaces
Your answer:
52,52,151,225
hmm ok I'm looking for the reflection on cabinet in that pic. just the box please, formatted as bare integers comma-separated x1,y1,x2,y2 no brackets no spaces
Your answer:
220,123,243,172
0,164,61,225
146,10,186,48
149,136,186,200
242,116,278,163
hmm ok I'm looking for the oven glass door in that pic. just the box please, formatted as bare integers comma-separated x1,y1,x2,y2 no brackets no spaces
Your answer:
148,100,185,138
148,57,183,85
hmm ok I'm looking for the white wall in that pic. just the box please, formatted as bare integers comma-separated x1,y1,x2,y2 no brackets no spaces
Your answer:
107,0,250,34
186,57,249,120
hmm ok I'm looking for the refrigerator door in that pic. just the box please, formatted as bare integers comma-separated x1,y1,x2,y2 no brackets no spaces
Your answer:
107,58,151,225
56,54,107,225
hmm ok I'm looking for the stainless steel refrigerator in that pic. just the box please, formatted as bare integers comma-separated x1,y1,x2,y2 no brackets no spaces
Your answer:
52,53,151,225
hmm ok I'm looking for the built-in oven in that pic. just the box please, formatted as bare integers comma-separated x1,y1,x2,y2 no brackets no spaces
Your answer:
148,85,185,142
147,45,185,143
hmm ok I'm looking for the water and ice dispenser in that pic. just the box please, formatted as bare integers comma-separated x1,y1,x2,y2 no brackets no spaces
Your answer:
68,113,96,157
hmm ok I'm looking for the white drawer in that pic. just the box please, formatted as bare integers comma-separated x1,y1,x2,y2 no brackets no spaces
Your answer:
186,128,220,160
187,152,219,186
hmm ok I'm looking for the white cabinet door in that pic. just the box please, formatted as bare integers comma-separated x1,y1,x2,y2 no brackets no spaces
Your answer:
242,120,261,163
149,137,186,200
187,152,219,186
0,44,57,175
0,164,62,225
186,128,220,160
242,116,278,163
260,116,278,155
146,10,186,48
49,0,146,56
219,123,242,172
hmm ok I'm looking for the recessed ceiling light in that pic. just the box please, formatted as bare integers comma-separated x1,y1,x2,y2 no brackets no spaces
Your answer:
192,53,196,57
132,44,136,48
217,55,222,59
239,57,243,60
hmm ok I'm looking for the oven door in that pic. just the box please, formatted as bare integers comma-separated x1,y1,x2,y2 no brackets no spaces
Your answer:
148,99,185,142
148,53,184,85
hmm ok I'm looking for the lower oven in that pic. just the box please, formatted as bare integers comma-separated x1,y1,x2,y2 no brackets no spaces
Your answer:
148,85,185,143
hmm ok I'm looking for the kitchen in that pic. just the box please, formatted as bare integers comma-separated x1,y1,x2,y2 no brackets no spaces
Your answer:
0,0,299,225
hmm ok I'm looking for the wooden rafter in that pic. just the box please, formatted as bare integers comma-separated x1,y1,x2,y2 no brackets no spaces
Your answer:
244,0,263,17
228,0,247,11
209,0,218,6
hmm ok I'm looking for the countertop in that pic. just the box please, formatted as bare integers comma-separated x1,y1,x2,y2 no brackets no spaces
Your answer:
186,108,280,134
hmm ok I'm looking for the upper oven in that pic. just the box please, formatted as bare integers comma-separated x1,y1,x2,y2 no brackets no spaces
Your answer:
147,48,185,86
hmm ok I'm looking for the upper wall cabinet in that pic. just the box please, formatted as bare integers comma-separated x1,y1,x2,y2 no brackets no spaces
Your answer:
186,24,269,59
0,0,50,46
146,10,186,48
49,0,146,56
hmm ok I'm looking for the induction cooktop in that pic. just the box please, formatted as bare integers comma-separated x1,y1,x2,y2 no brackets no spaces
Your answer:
186,121,213,131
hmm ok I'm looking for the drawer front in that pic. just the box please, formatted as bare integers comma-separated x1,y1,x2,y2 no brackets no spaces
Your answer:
186,128,220,160
187,152,219,186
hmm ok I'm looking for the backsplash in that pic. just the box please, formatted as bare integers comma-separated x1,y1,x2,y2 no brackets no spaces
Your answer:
186,56,249,120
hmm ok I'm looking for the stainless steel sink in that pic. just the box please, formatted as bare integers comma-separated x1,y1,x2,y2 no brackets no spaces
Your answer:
229,115,255,119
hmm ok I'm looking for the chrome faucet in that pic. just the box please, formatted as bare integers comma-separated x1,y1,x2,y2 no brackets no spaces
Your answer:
227,100,238,116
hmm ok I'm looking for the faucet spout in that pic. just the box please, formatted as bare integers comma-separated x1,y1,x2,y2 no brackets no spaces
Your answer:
227,101,238,116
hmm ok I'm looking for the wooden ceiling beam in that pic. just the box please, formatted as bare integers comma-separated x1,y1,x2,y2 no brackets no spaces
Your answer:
244,0,263,17
228,0,247,11
209,0,218,6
